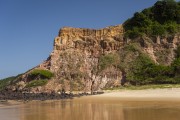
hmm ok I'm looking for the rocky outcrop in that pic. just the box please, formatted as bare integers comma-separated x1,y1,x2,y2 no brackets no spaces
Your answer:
39,25,124,92
7,25,124,93
54,25,124,50
5,25,180,93
142,35,180,65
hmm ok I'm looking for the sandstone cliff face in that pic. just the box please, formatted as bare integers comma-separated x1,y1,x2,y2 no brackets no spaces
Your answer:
142,35,180,65
8,25,180,93
52,25,124,69
38,25,124,92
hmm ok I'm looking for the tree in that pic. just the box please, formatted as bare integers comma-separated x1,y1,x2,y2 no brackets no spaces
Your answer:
153,0,178,23
151,22,166,36
123,0,179,38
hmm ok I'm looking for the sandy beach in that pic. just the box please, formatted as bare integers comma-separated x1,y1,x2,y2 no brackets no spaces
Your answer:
1,88,180,105
1,88,180,120
85,88,180,101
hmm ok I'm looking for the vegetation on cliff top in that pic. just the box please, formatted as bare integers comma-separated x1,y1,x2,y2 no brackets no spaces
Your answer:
119,0,180,85
124,0,180,39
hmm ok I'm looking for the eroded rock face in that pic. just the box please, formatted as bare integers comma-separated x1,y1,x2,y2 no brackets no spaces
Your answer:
41,25,124,92
8,25,180,93
142,35,180,65
50,25,124,69
28,25,180,92
54,25,124,50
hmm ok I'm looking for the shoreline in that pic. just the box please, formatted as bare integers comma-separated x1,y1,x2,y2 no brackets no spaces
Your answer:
1,88,180,103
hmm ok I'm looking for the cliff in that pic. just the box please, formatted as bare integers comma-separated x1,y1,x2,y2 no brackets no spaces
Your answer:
45,25,124,71
3,24,180,93
38,25,125,92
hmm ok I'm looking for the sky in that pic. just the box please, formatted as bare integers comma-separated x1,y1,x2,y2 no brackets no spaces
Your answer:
0,0,159,79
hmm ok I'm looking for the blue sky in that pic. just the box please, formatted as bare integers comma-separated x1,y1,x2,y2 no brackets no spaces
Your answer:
0,0,158,79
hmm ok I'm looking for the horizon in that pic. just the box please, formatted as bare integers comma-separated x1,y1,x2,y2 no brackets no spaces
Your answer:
0,0,161,79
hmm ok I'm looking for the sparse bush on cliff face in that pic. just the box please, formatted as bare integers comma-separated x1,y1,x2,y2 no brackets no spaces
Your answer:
126,53,155,85
126,53,177,85
29,69,54,80
25,79,48,88
175,46,180,58
117,43,180,85
98,53,120,72
171,46,180,78
172,58,180,77
0,76,16,90
123,0,180,39
0,74,23,90
123,43,141,52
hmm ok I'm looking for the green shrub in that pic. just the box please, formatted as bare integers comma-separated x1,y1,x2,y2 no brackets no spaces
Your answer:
98,53,119,71
164,21,179,34
0,76,16,90
153,0,179,24
175,46,180,58
125,28,144,39
29,69,54,79
126,52,178,85
26,79,48,88
151,22,166,36
171,58,180,76
127,53,155,84
124,43,142,53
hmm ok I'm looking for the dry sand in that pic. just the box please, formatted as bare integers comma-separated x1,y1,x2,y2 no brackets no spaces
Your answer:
88,88,180,101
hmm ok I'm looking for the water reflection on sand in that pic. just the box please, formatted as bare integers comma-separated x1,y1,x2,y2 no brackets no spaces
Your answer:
1,97,180,120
